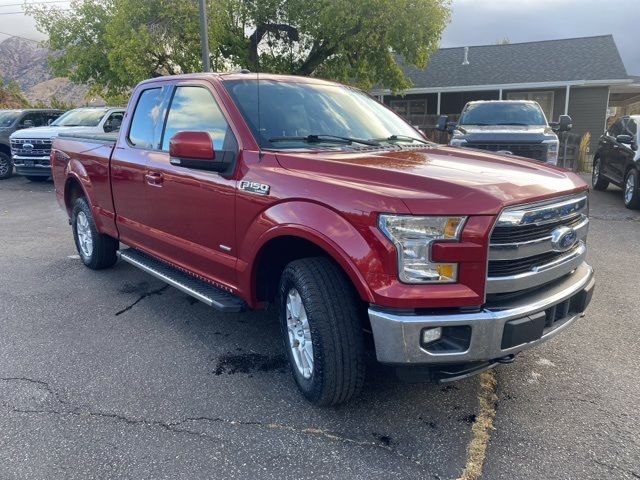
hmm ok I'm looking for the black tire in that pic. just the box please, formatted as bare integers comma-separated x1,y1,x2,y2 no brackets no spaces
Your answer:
278,257,365,406
71,197,119,269
591,157,609,191
0,152,12,180
623,169,640,210
25,175,49,182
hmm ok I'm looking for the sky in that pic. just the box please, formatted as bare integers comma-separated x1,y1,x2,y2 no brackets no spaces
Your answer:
0,0,639,75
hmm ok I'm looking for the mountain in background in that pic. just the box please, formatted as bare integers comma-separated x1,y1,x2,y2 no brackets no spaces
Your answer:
0,36,101,107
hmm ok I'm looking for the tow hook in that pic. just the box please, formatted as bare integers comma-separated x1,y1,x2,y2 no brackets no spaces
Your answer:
496,354,517,364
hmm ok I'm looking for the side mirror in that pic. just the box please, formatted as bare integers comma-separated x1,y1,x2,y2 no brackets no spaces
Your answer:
169,131,228,172
558,115,572,132
436,115,449,132
20,119,34,129
104,123,114,133
616,134,638,151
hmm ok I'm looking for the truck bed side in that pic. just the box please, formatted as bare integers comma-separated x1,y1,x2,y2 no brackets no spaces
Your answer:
52,134,118,238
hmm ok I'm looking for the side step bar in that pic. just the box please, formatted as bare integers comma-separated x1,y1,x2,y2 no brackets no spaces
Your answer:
117,248,246,312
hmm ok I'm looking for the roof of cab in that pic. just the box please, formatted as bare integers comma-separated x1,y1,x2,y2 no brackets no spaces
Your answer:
136,72,342,87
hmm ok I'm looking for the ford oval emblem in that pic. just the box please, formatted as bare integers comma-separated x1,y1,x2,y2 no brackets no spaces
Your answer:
550,226,578,252
23,143,34,150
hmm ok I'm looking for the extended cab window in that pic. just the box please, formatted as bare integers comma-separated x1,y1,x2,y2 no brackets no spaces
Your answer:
128,88,163,149
161,86,234,151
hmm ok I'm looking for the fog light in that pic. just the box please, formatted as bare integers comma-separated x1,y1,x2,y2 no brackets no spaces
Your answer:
421,327,443,345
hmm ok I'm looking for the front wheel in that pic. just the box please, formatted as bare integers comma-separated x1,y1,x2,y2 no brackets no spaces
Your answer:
0,152,12,180
592,157,609,191
278,257,365,406
71,197,119,269
624,169,640,210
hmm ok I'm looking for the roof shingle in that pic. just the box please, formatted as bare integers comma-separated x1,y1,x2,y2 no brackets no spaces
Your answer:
401,35,628,88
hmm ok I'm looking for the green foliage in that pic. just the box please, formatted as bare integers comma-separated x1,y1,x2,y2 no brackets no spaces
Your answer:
0,79,30,108
29,0,450,100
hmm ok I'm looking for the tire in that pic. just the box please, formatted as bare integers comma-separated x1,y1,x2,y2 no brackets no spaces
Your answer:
623,169,640,210
25,176,49,182
591,157,609,191
71,197,119,269
278,257,365,406
0,152,12,180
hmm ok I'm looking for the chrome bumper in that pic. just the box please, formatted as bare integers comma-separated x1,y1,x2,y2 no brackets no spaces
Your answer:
368,262,594,365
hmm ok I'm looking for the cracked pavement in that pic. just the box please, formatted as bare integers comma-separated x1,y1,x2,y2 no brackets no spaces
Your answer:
1,175,639,479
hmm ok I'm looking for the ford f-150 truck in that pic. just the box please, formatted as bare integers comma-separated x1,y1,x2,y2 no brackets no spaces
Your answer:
10,107,125,181
437,100,572,164
51,73,594,406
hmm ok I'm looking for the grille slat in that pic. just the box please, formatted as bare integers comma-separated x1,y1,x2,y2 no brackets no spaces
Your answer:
491,214,584,244
466,143,547,161
10,138,53,157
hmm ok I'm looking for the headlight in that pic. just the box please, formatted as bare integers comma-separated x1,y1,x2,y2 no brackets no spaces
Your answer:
450,137,467,147
379,215,466,284
544,139,559,165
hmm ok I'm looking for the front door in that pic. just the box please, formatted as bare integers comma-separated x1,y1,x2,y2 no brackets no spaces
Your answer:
143,82,239,289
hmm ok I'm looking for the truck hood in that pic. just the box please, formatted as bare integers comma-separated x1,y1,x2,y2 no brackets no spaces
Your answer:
453,125,556,143
275,146,587,216
10,125,100,139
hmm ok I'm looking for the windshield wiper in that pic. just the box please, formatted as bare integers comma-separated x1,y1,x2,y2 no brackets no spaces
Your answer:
268,134,380,146
372,134,430,145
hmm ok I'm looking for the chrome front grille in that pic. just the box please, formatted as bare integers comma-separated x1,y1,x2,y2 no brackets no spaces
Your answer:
487,194,589,294
466,142,548,161
10,138,53,156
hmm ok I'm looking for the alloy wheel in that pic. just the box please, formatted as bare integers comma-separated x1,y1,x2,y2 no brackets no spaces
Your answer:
76,211,94,258
285,288,314,379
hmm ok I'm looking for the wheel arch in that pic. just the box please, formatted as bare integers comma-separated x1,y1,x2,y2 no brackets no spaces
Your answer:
0,143,10,156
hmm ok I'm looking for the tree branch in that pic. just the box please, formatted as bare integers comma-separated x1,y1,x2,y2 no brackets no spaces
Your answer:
248,23,299,66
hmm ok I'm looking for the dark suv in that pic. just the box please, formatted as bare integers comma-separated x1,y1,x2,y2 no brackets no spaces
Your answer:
0,109,63,179
592,115,640,209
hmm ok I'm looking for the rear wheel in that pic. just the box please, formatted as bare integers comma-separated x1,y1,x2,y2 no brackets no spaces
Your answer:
623,169,640,210
71,197,119,269
592,157,609,191
0,152,12,180
25,176,49,182
278,257,365,406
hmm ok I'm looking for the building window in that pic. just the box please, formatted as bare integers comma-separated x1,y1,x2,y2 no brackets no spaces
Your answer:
389,99,427,123
506,91,554,121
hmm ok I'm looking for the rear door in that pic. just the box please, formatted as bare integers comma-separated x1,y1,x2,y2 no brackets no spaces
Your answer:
142,81,239,288
111,85,171,247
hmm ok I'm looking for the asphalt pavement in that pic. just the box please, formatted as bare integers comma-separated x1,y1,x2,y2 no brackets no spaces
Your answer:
0,174,638,479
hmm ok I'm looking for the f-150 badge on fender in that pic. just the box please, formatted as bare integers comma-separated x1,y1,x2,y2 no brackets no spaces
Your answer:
239,180,270,195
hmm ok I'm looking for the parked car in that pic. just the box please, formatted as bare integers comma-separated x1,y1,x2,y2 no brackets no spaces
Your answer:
0,109,63,180
437,100,572,164
51,73,594,405
10,107,125,182
592,115,640,209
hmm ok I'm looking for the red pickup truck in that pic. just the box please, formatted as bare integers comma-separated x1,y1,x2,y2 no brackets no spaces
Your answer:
51,73,594,405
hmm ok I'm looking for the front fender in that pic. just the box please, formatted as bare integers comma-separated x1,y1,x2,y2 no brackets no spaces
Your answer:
238,201,388,306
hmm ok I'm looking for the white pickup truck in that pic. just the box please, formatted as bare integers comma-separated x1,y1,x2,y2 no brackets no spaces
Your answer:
10,107,125,182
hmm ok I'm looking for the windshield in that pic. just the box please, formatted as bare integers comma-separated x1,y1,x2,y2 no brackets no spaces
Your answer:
0,110,20,128
223,79,425,149
51,109,108,127
459,102,547,126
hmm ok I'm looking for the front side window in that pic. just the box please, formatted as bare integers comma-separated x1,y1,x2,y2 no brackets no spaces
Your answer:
128,89,164,148
223,79,424,149
161,86,234,151
459,102,547,126
21,112,45,127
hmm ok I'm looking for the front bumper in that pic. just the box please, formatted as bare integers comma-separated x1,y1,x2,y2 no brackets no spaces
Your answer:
13,155,51,177
369,262,594,365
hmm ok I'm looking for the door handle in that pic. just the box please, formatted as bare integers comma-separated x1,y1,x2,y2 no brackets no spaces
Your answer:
144,171,164,186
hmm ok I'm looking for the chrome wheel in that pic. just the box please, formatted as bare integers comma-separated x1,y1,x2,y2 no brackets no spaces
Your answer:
625,173,636,205
76,211,94,258
285,288,314,379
